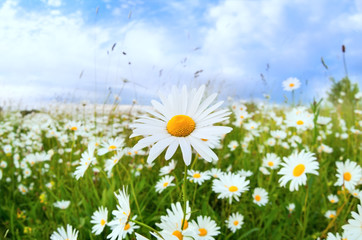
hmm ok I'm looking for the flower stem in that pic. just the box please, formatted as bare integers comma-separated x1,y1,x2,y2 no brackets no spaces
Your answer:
131,219,164,240
181,163,188,230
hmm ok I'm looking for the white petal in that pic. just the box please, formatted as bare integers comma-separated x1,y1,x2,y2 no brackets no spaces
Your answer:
147,137,173,164
165,138,179,160
179,137,192,165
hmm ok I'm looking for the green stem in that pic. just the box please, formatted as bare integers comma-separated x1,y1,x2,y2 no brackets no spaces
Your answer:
131,219,164,240
181,163,188,230
119,162,143,221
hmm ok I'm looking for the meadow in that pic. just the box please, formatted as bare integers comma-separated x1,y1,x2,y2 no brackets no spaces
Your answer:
0,83,361,240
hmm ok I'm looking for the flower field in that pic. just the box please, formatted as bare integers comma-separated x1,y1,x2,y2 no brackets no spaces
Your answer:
0,85,361,240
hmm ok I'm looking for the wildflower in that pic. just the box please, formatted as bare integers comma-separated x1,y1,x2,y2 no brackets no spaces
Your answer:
342,198,362,239
53,200,70,209
252,188,269,206
155,175,175,193
278,150,319,191
335,160,362,191
91,206,108,235
74,145,96,180
225,212,244,233
159,159,177,176
18,184,28,194
188,170,211,185
282,77,301,91
156,202,195,240
285,108,313,131
107,187,131,240
131,85,232,166
328,194,339,204
190,215,220,240
98,137,124,156
237,169,253,178
104,151,124,176
50,224,78,240
227,140,239,151
286,203,295,213
326,232,342,240
325,210,337,219
262,153,281,169
212,172,250,204
270,130,287,140
208,168,223,178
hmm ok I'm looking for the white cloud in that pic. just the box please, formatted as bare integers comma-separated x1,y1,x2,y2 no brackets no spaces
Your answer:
42,0,62,7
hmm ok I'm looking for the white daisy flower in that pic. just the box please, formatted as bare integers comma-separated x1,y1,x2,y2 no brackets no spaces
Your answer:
262,153,281,169
98,137,124,156
326,232,342,240
155,175,175,193
74,145,96,180
190,215,220,240
121,215,139,239
131,85,232,166
104,151,124,176
208,168,223,178
334,160,362,191
252,188,269,206
270,130,287,140
212,172,250,204
227,140,239,151
286,203,295,213
282,77,301,91
237,169,253,178
50,224,78,240
225,212,244,233
159,159,177,176
107,187,131,240
278,150,319,191
327,194,339,204
156,202,195,240
325,210,337,219
342,201,362,240
90,206,108,235
285,108,314,131
188,170,211,185
53,200,70,209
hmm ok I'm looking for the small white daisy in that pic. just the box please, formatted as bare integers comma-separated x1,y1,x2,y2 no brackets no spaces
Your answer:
342,201,362,239
188,170,211,185
327,194,339,204
159,159,177,176
50,224,78,240
252,188,269,206
262,153,281,170
282,77,301,91
90,206,108,235
225,212,244,233
286,203,295,214
190,215,220,240
325,210,337,219
98,137,124,156
334,159,362,191
53,200,70,210
212,172,250,204
155,175,175,193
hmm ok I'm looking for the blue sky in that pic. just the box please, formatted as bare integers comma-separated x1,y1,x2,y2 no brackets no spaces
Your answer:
0,0,361,108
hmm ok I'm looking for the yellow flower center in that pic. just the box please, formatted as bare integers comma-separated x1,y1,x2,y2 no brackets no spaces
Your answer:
254,195,261,202
163,182,169,187
124,223,131,230
293,164,305,177
172,230,183,240
167,115,195,137
296,120,304,125
289,83,295,88
193,173,201,178
233,220,239,226
268,161,274,167
343,172,352,181
201,138,208,141
240,115,244,119
199,228,207,236
108,145,117,151
330,199,335,203
101,219,106,226
70,126,77,131
113,158,118,164
229,186,238,192
329,214,335,218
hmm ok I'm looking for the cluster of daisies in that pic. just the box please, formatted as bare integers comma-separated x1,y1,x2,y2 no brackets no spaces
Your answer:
0,83,361,240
